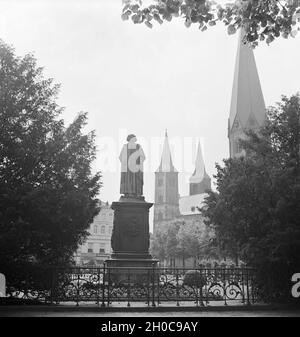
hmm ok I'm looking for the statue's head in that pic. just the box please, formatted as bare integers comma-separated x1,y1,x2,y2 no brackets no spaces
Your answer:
127,134,137,143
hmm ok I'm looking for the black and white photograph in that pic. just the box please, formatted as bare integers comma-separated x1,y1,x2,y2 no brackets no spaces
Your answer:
0,0,300,327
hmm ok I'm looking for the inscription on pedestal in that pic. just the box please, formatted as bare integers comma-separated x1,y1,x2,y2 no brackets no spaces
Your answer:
111,201,152,260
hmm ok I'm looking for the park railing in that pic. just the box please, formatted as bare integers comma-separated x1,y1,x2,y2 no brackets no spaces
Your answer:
4,265,260,307
46,265,259,307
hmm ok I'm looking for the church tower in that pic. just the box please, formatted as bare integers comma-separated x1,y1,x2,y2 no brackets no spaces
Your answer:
189,141,211,195
153,131,180,234
228,29,266,158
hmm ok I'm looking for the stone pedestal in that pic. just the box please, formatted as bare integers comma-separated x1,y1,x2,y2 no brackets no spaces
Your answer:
106,197,158,283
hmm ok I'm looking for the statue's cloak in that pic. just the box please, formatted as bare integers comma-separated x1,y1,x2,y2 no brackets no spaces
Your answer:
119,143,145,196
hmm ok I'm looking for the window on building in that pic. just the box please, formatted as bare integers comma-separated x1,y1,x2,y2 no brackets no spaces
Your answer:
109,226,113,233
88,243,94,253
158,178,163,186
158,195,163,203
234,141,239,154
99,243,105,254
101,225,105,234
93,225,98,234
233,119,239,129
234,139,242,154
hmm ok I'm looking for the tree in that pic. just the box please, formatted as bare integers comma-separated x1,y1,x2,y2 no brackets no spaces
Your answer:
202,93,300,302
122,0,300,46
150,226,168,262
0,40,101,293
177,219,212,266
151,218,214,267
150,221,182,265
165,220,182,265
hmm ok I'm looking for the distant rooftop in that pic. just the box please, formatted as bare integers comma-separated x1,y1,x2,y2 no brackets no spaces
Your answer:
99,200,111,207
179,193,208,216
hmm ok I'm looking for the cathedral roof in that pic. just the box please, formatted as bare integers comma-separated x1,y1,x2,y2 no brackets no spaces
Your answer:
179,194,208,216
99,200,111,209
229,29,266,133
156,130,177,173
189,141,210,184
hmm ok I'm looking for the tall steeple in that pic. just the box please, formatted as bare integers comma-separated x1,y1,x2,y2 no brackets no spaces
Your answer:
228,28,266,158
189,141,211,195
156,130,176,173
153,131,180,233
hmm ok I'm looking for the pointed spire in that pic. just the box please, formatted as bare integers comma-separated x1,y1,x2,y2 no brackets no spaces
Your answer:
229,28,266,134
189,141,209,184
156,131,177,172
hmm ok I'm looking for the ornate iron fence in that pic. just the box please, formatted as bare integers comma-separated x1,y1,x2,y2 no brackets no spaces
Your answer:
47,265,259,307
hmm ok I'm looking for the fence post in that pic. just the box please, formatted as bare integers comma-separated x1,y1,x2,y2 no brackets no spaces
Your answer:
176,268,180,307
203,264,209,306
147,268,150,307
76,267,80,306
241,267,245,304
127,268,131,307
101,263,106,307
50,267,55,305
199,268,204,307
96,267,100,306
223,267,227,306
246,268,251,306
107,267,111,307
157,267,160,306
151,263,156,307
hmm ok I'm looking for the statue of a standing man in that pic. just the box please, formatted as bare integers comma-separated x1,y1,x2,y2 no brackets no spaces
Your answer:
119,134,145,199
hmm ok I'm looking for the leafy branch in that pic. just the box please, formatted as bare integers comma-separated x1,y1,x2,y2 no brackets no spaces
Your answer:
122,0,300,46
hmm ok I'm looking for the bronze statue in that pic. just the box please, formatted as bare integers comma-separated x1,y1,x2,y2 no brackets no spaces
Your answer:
119,134,145,199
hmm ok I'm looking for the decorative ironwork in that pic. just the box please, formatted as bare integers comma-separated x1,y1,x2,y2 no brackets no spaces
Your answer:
6,266,260,307
49,265,259,307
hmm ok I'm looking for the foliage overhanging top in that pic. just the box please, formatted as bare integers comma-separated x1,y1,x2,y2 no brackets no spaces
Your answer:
122,0,300,46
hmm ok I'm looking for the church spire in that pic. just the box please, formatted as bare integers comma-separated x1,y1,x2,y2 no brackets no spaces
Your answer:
190,141,206,184
189,141,211,195
156,130,176,172
154,131,180,233
228,28,266,157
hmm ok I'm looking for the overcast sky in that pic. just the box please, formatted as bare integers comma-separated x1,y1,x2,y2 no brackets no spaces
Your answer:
1,0,299,229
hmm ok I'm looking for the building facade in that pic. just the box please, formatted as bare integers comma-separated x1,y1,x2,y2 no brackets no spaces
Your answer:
74,201,114,266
